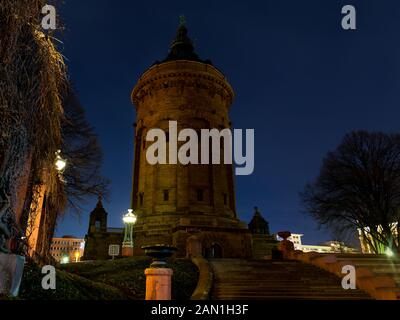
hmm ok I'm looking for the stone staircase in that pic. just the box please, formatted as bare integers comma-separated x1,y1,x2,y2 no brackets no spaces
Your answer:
291,253,400,300
329,254,400,282
210,259,372,300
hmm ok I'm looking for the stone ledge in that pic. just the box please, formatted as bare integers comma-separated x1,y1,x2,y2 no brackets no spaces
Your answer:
287,251,399,300
190,256,213,300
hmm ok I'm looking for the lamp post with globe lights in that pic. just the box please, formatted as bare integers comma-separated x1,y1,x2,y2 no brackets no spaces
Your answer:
55,150,67,183
55,150,67,172
122,209,137,257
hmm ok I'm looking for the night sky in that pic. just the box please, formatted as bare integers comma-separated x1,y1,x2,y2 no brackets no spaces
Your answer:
55,0,400,246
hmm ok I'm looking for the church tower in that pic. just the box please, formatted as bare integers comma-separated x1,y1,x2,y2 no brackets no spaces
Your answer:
130,19,252,258
87,198,108,234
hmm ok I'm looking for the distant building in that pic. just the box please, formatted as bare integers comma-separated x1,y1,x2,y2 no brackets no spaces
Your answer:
248,207,277,258
276,233,358,254
83,199,124,260
275,233,304,251
50,236,85,263
288,233,304,250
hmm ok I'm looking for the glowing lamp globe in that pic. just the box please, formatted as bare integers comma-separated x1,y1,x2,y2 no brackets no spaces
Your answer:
55,150,67,172
123,209,137,224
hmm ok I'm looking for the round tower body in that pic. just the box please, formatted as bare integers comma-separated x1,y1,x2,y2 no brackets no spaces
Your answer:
130,25,252,258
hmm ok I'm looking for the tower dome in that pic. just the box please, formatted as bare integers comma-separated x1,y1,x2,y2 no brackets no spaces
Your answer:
162,17,211,65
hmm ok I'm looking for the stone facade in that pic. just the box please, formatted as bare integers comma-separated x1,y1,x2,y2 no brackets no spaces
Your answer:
129,23,252,258
50,236,85,263
83,200,124,260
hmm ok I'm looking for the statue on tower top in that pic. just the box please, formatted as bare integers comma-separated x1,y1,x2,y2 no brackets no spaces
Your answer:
179,15,186,26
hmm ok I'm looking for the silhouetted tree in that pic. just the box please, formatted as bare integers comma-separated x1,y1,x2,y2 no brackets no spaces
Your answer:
61,89,109,214
301,131,400,254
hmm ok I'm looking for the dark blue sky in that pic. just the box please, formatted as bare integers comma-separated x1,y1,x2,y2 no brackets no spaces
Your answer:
55,0,400,246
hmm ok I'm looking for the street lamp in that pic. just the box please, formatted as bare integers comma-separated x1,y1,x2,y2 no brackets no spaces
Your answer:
61,255,70,264
122,209,137,256
123,209,137,225
55,150,67,173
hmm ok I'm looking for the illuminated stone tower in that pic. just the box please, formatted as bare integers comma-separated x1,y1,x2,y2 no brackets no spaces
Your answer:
130,20,252,258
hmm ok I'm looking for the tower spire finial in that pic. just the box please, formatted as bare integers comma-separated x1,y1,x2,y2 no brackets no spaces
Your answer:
179,15,186,26
96,194,103,208
161,19,212,65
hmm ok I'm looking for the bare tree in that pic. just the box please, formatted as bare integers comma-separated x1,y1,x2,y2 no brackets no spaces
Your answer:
61,89,110,214
0,1,108,259
301,131,400,254
0,0,67,254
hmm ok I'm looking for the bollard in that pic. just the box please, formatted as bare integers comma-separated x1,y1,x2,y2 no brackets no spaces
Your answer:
145,268,173,300
122,246,134,257
142,245,178,301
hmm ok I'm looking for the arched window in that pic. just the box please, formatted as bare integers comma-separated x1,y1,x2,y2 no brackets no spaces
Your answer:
210,243,223,258
163,190,169,202
204,243,223,258
139,193,144,206
197,189,204,202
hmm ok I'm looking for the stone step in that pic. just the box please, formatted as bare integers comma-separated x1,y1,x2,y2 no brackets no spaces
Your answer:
215,289,370,294
210,259,373,300
216,295,370,300
215,272,340,279
335,255,400,263
215,282,348,287
335,254,396,259
215,287,351,293
214,292,369,298
352,264,400,272
215,291,371,298
214,279,341,284
362,271,400,280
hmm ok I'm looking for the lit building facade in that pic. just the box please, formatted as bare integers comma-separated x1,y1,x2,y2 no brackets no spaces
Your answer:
275,233,304,251
50,236,85,263
276,233,358,254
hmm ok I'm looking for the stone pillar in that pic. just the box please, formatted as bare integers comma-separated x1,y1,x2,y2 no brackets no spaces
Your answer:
0,253,25,297
122,246,134,257
145,268,173,300
278,231,295,259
